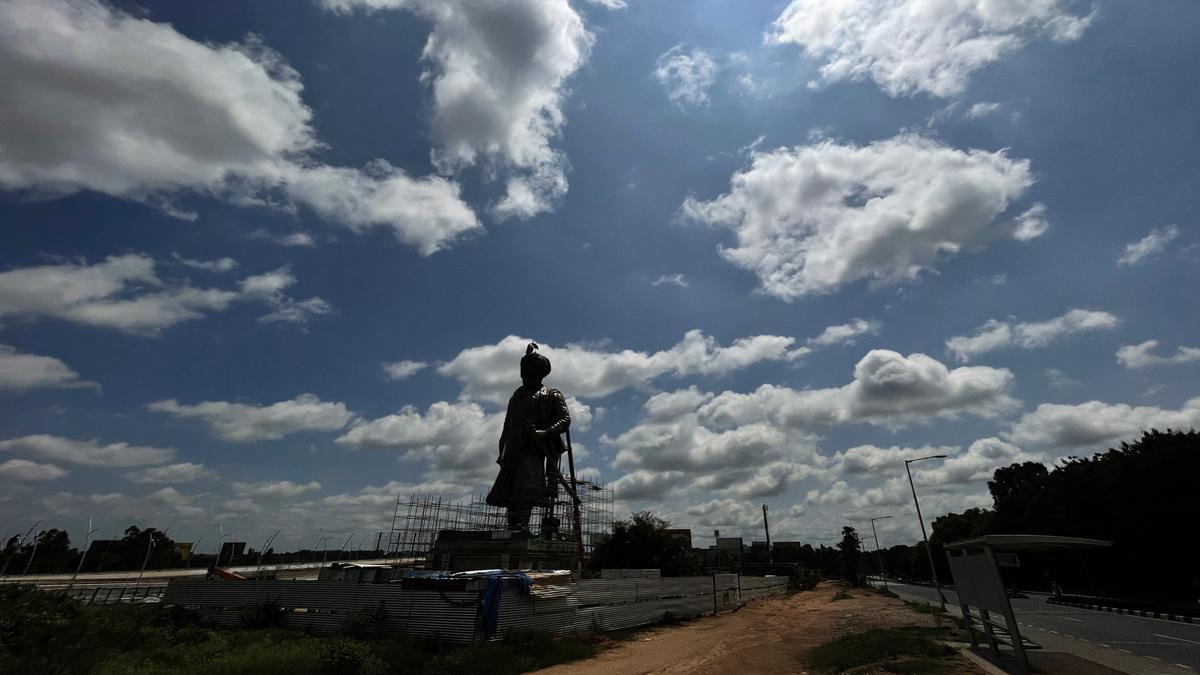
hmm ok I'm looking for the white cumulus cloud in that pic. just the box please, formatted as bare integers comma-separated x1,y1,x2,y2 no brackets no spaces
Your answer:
946,309,1119,362
233,480,322,498
698,349,1017,430
383,360,428,380
1117,225,1180,266
808,319,880,347
0,344,97,392
322,0,592,221
0,255,330,334
0,434,174,467
0,0,478,253
654,45,718,107
126,462,218,484
768,0,1092,97
683,135,1038,300
1116,340,1200,369
0,458,68,481
148,394,355,442
1008,398,1200,448
438,331,806,402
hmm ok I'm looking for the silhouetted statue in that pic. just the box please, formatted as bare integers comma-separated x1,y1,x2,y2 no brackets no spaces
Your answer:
486,343,571,531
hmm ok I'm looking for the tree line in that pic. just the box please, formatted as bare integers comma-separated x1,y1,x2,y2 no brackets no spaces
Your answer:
872,429,1199,602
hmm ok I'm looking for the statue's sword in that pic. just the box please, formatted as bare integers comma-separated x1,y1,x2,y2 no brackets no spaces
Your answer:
563,429,585,566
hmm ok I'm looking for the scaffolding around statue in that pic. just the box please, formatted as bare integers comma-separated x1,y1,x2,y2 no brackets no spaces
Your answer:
384,480,614,571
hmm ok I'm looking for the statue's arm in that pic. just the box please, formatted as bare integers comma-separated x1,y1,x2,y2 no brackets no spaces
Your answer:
542,389,571,436
497,401,512,462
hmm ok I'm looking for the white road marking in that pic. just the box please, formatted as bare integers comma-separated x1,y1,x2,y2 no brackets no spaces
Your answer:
1098,643,1112,648
1062,617,1083,622
1174,664,1193,671
1156,633,1200,646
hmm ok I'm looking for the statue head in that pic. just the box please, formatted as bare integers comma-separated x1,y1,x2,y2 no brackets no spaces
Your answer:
520,342,551,387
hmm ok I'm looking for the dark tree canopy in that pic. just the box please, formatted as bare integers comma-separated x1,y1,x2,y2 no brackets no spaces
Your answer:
838,525,862,584
929,429,1200,600
587,511,701,577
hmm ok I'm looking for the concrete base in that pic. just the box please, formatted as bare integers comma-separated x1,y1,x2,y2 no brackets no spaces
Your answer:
958,645,1127,674
429,529,581,571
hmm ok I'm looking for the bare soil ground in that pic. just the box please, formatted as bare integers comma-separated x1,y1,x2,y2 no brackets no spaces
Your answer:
531,582,983,675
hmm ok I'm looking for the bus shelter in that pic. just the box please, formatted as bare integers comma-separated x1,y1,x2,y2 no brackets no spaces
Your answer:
944,535,1112,673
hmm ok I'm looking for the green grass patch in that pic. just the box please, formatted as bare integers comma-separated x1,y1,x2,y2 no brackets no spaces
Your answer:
830,590,853,601
807,627,957,673
907,601,948,615
0,585,597,675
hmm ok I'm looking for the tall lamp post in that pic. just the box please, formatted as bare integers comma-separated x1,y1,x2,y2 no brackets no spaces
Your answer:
187,536,204,569
137,527,172,585
868,515,892,591
2,520,41,576
339,533,356,562
257,530,282,571
214,531,231,570
21,529,44,576
69,518,100,591
905,454,948,610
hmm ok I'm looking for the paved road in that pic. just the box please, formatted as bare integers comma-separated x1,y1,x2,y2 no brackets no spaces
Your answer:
873,580,1200,674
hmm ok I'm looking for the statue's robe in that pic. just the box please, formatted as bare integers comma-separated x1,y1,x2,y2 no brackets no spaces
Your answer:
486,385,571,511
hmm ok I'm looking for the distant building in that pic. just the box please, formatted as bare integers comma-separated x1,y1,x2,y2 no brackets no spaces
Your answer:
715,537,743,552
218,541,247,563
664,529,692,548
772,541,804,563
86,539,120,554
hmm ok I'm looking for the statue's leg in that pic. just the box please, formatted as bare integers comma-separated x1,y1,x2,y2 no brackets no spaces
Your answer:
507,504,531,531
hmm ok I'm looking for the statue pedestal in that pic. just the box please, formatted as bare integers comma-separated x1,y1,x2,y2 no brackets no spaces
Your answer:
430,529,581,571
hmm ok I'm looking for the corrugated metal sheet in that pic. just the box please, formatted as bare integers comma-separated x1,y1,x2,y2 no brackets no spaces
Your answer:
162,573,788,643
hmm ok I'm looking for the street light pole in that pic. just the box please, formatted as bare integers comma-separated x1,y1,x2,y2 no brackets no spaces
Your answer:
69,518,100,591
137,527,171,585
905,455,948,610
257,531,281,571
187,536,204,569
868,516,892,592
21,531,42,576
214,531,231,571
2,520,41,576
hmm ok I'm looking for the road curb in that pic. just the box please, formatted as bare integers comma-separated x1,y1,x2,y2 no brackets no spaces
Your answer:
944,642,1008,675
1047,598,1196,625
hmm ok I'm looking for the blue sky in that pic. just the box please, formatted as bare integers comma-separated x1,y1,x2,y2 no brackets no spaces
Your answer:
1,0,1198,552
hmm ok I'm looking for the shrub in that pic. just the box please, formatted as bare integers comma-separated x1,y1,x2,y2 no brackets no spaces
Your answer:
239,598,284,628
318,638,383,675
345,602,386,637
808,627,955,673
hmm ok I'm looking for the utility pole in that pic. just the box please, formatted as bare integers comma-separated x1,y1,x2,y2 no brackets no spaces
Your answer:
869,516,892,591
761,504,773,564
905,455,948,610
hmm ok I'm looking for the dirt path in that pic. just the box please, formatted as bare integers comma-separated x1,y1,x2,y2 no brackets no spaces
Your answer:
531,582,980,675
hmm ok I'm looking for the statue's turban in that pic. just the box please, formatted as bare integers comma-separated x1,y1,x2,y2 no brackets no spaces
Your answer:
521,342,551,378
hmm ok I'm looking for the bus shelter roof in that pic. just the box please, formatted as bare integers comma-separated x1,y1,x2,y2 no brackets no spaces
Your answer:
945,534,1113,551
